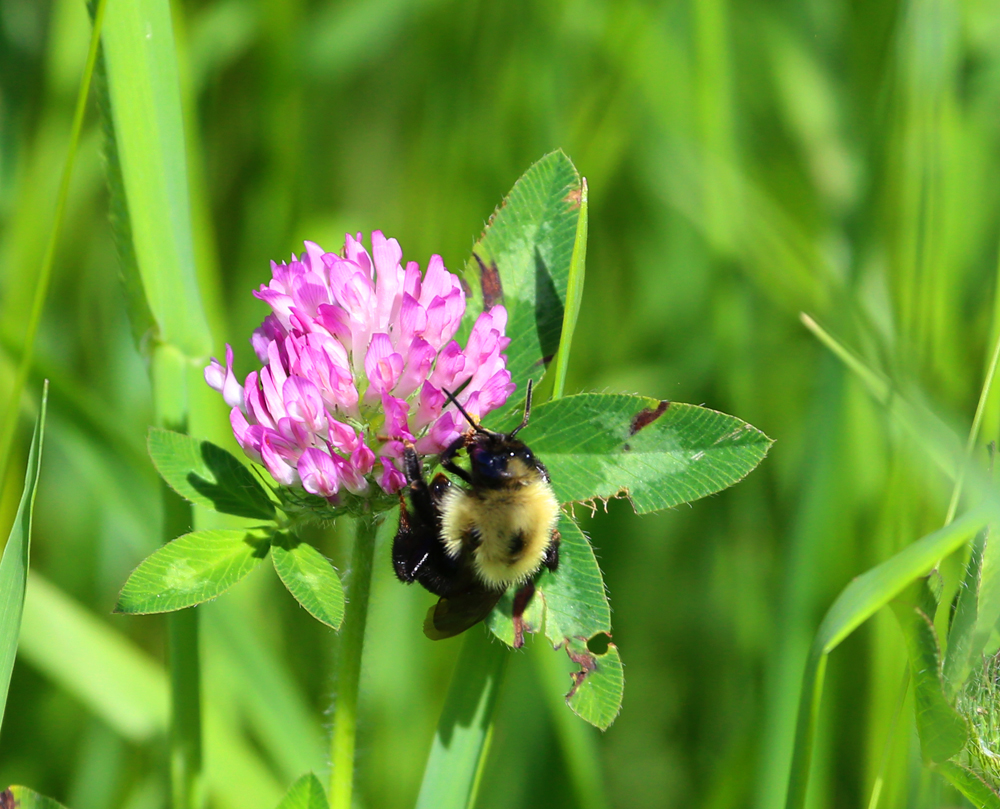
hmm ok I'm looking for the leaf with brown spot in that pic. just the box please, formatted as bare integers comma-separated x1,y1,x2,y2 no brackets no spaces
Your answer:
492,392,773,514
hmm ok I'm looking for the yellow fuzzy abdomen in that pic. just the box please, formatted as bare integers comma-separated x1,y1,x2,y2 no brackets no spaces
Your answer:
440,479,560,589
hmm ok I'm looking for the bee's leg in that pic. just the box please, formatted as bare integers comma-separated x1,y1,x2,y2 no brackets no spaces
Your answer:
511,580,537,649
439,435,473,484
543,529,561,572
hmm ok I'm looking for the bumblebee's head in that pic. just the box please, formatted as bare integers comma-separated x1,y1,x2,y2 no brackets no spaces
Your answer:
468,436,536,487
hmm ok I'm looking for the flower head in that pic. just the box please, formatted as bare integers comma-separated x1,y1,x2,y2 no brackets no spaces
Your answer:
206,232,514,509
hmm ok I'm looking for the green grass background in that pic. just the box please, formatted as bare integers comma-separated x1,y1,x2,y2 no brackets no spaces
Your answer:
2,0,1000,807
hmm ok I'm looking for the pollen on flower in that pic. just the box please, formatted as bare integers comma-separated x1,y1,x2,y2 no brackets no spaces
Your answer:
205,232,514,506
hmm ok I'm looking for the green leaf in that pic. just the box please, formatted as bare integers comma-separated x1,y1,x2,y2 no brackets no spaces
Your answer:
508,393,772,513
937,761,1000,808
889,578,968,763
486,516,623,729
98,0,212,358
7,786,70,809
460,151,584,416
565,642,624,731
115,529,270,614
148,428,276,520
0,383,46,735
944,528,987,696
275,773,328,809
272,537,345,630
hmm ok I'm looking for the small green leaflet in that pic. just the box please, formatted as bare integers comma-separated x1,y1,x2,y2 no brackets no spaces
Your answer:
148,428,276,520
115,529,270,614
458,150,584,420
0,383,46,737
275,773,328,809
272,536,345,630
937,762,1000,808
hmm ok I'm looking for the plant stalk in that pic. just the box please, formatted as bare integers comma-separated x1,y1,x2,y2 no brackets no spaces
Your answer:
329,513,379,809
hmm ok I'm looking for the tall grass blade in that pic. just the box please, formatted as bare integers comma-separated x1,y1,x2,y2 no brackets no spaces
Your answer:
415,629,508,809
99,0,211,359
0,382,47,736
0,0,105,494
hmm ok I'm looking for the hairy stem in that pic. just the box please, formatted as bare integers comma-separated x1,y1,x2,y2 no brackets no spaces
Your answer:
330,513,379,809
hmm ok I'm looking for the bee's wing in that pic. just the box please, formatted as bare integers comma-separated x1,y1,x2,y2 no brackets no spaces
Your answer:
423,586,504,640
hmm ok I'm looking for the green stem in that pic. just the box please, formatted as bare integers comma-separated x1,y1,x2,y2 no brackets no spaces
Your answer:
330,513,379,809
153,346,203,809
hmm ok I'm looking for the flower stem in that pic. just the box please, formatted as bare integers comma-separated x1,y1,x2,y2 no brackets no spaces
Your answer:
330,513,379,809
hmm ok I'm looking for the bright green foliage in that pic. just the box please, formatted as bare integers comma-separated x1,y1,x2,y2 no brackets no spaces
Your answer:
98,0,211,357
275,774,329,809
518,394,773,513
271,537,345,630
115,529,269,614
7,786,70,809
889,578,968,764
460,150,584,418
147,428,276,520
0,386,46,735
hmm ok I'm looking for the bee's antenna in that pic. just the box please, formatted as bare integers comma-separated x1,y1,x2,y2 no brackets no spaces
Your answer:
441,387,489,434
508,379,533,438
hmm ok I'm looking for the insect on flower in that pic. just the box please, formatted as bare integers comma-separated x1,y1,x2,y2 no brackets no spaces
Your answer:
393,380,561,646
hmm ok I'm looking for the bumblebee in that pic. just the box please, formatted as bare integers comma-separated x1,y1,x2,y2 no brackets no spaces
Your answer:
393,381,561,645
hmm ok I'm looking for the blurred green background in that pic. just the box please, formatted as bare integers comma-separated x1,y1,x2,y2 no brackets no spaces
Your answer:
3,0,1000,807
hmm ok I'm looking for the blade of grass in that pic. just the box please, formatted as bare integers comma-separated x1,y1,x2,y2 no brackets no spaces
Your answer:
784,505,990,809
0,381,47,736
800,313,962,478
0,0,106,497
415,629,509,809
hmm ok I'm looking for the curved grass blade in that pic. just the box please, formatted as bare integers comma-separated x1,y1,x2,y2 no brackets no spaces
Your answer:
515,393,772,513
0,382,47,736
785,505,990,809
271,536,345,630
115,529,270,614
275,774,328,809
148,428,276,520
